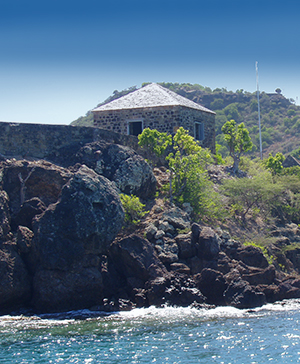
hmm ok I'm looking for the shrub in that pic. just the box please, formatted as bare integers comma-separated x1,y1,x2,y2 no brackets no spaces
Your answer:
138,128,172,165
221,171,284,222
120,194,148,225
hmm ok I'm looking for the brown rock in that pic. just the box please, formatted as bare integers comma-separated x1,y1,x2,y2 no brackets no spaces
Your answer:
0,244,31,311
196,227,220,260
242,265,276,286
170,262,191,274
109,235,168,282
235,245,269,269
195,268,227,305
32,267,104,312
224,278,266,309
176,232,196,259
0,190,11,242
32,165,124,271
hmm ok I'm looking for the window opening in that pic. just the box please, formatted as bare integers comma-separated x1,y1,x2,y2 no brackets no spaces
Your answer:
128,120,143,136
194,122,204,141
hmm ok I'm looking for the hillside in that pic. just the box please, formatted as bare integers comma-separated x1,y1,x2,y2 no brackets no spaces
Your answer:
71,83,300,158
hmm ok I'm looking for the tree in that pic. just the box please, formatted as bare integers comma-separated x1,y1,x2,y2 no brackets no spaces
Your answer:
264,152,285,176
222,120,253,174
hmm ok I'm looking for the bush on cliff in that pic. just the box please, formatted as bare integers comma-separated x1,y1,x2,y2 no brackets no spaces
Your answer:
221,170,284,223
138,127,172,164
138,127,224,221
120,193,148,225
221,157,300,225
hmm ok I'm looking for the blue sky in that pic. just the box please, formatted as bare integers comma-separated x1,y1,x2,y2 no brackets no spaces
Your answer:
1,0,300,124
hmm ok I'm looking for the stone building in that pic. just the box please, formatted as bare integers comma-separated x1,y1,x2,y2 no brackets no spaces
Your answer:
93,83,216,152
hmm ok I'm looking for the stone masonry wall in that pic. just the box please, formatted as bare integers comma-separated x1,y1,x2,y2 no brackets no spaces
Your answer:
93,105,215,153
0,122,138,159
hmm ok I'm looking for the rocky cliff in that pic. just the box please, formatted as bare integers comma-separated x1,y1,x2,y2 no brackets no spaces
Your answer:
1,140,300,314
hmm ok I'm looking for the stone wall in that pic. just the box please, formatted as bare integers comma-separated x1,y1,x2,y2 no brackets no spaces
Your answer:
93,105,215,152
0,122,138,159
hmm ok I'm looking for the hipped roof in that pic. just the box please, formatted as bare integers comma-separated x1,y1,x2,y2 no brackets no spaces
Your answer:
93,83,215,114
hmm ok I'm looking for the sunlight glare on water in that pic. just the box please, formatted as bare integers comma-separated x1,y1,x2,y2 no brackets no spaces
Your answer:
0,300,300,363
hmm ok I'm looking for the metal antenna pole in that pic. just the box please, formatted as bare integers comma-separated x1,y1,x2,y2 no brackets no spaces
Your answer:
256,61,263,159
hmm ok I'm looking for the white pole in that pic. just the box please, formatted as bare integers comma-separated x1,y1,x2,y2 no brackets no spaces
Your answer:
256,61,263,159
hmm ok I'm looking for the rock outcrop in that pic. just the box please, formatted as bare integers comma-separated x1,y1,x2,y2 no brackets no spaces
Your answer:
47,141,156,199
1,145,300,314
0,156,126,312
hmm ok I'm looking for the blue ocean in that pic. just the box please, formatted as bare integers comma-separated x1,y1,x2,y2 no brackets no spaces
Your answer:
1,299,300,363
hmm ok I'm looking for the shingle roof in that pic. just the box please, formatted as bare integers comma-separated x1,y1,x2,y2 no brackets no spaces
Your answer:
93,83,215,114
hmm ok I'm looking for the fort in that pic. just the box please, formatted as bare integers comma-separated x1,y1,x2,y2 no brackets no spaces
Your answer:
0,84,216,160
93,83,216,152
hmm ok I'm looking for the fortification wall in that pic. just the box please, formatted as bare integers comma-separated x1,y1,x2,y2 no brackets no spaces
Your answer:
0,122,139,159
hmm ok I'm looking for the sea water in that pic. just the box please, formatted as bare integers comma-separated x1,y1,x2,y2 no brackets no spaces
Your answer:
1,299,300,363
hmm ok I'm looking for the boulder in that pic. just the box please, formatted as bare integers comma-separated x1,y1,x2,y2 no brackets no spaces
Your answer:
222,240,269,269
196,227,220,260
109,235,168,282
195,268,227,305
285,248,300,272
276,278,300,300
32,165,124,271
224,279,266,309
176,233,196,259
145,223,158,240
16,226,34,255
191,223,202,243
259,284,281,303
162,207,190,230
165,285,206,306
146,276,169,306
169,262,191,274
156,238,179,264
236,245,269,269
112,154,156,199
242,265,276,286
47,141,157,199
146,274,206,307
216,252,235,274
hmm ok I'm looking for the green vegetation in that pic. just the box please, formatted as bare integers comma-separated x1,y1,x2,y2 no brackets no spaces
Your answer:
120,194,148,225
222,120,253,173
221,168,283,223
138,128,172,164
137,124,300,230
138,127,223,220
264,152,285,176
220,156,300,226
